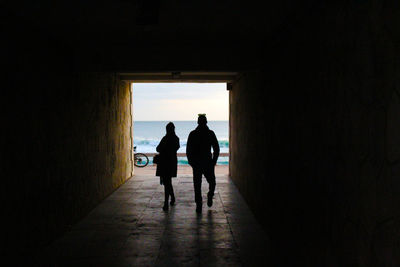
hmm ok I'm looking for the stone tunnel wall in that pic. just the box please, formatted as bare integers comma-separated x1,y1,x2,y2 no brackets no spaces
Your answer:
4,31,134,255
230,2,400,266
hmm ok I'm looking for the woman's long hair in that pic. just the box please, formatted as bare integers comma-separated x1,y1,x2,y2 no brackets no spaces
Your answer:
166,122,176,136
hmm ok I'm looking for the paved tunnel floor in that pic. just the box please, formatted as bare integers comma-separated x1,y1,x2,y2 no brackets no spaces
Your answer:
39,173,270,266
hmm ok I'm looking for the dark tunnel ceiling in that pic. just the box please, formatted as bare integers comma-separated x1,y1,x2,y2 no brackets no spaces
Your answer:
4,1,313,44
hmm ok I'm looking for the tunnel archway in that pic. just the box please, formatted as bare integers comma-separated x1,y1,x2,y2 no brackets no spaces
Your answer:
119,72,238,176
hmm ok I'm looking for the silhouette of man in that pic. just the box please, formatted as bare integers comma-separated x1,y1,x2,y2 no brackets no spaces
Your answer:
186,114,220,213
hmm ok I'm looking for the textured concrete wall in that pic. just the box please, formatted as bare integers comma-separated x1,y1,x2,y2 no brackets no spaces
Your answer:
230,2,400,266
4,34,133,255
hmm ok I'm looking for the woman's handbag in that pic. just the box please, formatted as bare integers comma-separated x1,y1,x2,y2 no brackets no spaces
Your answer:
153,154,161,164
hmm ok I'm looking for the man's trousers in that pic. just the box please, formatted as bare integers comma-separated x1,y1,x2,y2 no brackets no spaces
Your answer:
192,164,216,204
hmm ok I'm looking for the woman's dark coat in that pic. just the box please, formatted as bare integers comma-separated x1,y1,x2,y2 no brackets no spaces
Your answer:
156,134,180,177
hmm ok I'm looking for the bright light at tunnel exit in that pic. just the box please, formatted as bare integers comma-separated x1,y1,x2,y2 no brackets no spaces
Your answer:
131,83,228,121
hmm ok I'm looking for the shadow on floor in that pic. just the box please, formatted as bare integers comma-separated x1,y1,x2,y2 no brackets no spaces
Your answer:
37,173,270,266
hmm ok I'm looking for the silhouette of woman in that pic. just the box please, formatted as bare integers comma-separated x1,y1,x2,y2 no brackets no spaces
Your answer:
156,122,180,211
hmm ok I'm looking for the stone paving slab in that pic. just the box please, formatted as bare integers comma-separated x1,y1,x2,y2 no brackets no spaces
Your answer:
37,174,270,266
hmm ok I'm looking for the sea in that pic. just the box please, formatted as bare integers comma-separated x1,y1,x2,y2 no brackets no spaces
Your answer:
134,121,229,165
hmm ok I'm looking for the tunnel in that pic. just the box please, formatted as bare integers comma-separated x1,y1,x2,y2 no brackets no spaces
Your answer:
3,1,400,266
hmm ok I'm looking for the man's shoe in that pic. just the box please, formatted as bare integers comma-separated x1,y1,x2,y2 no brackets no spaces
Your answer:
170,196,175,206
162,202,168,211
196,202,202,213
207,194,213,207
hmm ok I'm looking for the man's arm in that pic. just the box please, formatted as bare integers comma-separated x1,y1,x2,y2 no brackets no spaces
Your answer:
211,131,220,165
175,137,180,152
186,132,193,165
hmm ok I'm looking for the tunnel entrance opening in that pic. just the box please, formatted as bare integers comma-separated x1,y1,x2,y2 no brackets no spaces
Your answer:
131,82,229,174
119,72,238,176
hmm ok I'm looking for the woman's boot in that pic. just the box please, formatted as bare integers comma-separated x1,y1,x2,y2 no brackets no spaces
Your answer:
170,194,175,206
170,186,175,206
163,181,169,211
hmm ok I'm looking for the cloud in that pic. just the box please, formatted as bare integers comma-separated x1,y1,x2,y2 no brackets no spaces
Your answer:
132,83,226,100
132,83,228,120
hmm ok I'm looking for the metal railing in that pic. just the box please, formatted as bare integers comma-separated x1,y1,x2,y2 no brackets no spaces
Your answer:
145,153,229,157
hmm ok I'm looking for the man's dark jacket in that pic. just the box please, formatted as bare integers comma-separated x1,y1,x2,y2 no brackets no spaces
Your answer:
186,125,220,168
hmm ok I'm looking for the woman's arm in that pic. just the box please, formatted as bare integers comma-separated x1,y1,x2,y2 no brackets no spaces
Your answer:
156,137,165,153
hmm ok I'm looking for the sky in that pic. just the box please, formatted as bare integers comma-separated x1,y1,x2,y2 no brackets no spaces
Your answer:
132,83,228,121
